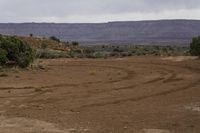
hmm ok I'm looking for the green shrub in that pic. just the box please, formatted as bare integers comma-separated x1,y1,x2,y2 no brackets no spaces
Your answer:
0,48,8,65
84,48,95,54
93,52,104,58
35,49,70,59
113,48,123,52
49,36,60,42
72,41,79,47
190,36,200,56
0,35,34,68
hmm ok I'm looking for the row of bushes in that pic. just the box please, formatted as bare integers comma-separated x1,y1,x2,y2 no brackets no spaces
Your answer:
0,35,200,68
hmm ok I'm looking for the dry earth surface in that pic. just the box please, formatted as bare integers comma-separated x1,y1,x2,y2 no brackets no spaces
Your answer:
0,56,199,133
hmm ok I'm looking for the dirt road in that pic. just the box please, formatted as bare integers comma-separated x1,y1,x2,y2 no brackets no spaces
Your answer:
0,56,199,133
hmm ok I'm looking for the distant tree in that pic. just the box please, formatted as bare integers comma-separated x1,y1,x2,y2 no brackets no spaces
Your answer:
50,36,60,42
113,48,123,52
29,33,33,37
190,36,200,56
72,41,79,47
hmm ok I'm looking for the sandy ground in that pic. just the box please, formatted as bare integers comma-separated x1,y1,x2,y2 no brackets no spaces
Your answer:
0,56,199,133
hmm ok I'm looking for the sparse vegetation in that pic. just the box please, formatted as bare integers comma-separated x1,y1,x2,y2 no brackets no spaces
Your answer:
35,49,70,59
82,45,189,58
0,35,190,61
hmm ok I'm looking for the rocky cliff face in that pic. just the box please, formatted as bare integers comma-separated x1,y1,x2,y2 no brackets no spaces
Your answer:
0,20,200,43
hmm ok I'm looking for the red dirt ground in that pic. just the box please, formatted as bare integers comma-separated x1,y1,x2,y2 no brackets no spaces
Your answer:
0,56,199,133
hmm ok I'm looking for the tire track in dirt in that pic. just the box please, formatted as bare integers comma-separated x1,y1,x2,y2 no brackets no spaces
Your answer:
81,65,176,96
25,63,181,106
0,65,135,99
70,62,200,111
0,61,198,103
73,80,200,111
0,64,134,90
0,62,179,100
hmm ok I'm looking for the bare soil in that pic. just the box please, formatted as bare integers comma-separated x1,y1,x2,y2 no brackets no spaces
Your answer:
0,56,200,133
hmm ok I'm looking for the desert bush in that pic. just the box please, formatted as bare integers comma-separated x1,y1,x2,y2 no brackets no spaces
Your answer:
35,49,70,59
50,36,60,42
92,52,105,58
84,48,95,54
72,41,79,47
0,35,34,68
109,52,120,57
190,36,200,56
0,48,8,65
121,52,132,57
131,48,146,56
113,47,123,52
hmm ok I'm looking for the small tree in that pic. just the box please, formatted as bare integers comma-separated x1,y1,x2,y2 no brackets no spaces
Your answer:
0,35,34,68
50,36,60,42
29,33,33,37
190,36,200,56
0,48,8,65
72,41,79,47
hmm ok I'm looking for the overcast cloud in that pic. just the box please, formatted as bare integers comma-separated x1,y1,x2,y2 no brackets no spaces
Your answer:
0,0,200,23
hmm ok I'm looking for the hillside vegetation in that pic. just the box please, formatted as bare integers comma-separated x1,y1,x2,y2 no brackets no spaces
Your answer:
0,34,197,68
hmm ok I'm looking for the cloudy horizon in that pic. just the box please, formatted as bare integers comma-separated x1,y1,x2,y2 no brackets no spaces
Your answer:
0,0,200,23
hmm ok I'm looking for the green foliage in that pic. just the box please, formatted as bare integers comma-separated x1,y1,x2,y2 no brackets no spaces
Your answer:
35,49,70,59
84,48,95,54
113,47,123,52
0,48,8,65
190,36,200,56
82,44,189,58
0,35,34,68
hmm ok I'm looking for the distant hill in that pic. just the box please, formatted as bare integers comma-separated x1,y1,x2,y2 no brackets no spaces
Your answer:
0,20,200,45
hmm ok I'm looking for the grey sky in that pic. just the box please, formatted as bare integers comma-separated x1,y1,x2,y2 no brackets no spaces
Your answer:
0,0,200,23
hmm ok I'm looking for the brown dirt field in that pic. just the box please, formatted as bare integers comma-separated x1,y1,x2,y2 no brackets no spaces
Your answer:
0,56,200,133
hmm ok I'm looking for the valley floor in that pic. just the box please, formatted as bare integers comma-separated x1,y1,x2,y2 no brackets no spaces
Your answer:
0,56,200,133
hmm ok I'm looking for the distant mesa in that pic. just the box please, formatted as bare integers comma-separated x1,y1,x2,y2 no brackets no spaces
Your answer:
0,20,200,45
